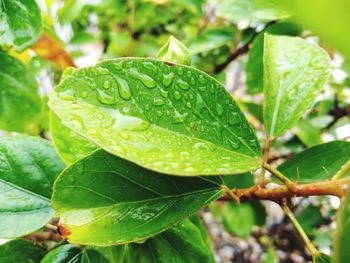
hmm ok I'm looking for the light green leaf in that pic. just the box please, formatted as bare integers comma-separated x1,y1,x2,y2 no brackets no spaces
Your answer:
50,111,98,164
125,217,215,263
49,58,261,176
315,253,332,263
0,52,41,134
246,22,303,95
295,119,323,147
0,135,65,238
0,239,46,263
217,0,290,23
157,36,191,65
52,150,224,245
334,189,350,263
188,27,235,55
0,0,42,51
278,141,350,183
263,34,331,137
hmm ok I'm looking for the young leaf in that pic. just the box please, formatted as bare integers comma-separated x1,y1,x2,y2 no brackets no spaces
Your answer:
0,52,41,134
0,135,65,238
52,150,224,245
125,217,215,263
246,21,303,95
50,111,98,164
157,36,191,65
0,239,46,263
263,34,331,137
334,189,350,263
0,0,42,51
278,141,350,183
49,58,261,176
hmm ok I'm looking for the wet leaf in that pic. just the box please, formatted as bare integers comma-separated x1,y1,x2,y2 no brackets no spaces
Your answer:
50,111,98,164
0,0,42,51
125,217,215,263
0,52,41,134
334,189,350,263
0,135,65,238
263,35,331,137
52,150,224,245
278,141,350,183
0,239,46,263
157,36,191,65
49,58,261,176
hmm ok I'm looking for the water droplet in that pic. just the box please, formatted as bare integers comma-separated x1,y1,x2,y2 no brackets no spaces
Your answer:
145,104,150,110
97,89,116,105
216,104,224,116
103,80,111,89
227,111,240,125
173,111,188,123
114,63,122,70
199,75,206,84
194,94,206,115
190,77,196,85
175,91,184,101
96,67,109,74
87,129,97,135
165,153,174,158
177,79,189,90
116,77,131,100
186,102,192,108
228,138,240,150
120,132,130,140
153,98,165,106
178,67,184,75
129,68,156,88
143,61,157,72
57,89,76,101
163,72,174,87
185,167,195,173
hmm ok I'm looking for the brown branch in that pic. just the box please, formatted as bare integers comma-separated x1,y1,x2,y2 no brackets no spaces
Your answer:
220,177,350,203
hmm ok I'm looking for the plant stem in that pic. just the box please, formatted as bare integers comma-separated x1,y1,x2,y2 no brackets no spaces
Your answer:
281,200,320,259
332,159,350,180
260,137,272,181
262,162,294,189
220,177,350,202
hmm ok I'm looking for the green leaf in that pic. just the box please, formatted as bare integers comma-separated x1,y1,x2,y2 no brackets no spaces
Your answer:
157,36,191,65
295,119,323,147
278,141,350,183
41,244,120,263
188,27,235,55
52,150,224,245
49,58,261,176
0,135,65,238
0,239,46,263
315,253,332,263
50,111,98,164
244,102,264,123
263,34,331,137
124,217,215,263
0,0,42,51
297,205,323,235
334,189,350,263
217,0,290,23
246,22,303,95
0,52,41,134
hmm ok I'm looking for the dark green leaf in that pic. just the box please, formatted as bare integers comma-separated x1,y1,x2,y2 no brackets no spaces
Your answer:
246,22,303,95
263,35,331,137
52,150,224,245
315,253,332,263
125,217,215,263
278,141,350,183
0,52,41,134
49,58,261,176
0,0,42,51
244,102,263,123
0,135,65,238
50,111,98,164
334,189,350,263
0,239,46,263
297,205,323,235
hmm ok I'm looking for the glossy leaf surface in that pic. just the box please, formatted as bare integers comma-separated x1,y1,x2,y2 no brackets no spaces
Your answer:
0,0,42,51
0,239,46,263
0,52,41,134
246,22,303,95
263,35,331,137
125,217,215,263
0,135,65,238
50,111,98,164
334,189,350,263
278,141,350,183
52,150,224,245
49,58,261,176
157,36,191,65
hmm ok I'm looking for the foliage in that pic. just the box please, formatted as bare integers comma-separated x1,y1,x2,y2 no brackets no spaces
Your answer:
0,0,349,262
